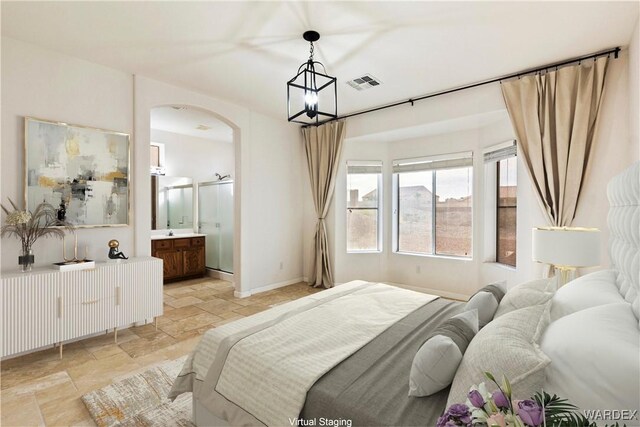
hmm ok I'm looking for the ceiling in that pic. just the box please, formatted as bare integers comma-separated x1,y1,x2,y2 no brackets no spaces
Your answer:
2,2,638,119
150,106,233,142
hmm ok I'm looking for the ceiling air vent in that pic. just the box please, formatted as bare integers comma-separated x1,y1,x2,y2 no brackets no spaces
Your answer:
346,74,382,91
196,124,211,131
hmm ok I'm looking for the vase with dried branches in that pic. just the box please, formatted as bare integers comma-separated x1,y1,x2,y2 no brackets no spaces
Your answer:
1,198,74,272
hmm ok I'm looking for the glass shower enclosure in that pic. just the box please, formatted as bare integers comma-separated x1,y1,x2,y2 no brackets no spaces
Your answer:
198,181,234,273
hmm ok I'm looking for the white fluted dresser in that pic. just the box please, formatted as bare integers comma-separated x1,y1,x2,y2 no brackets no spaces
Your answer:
1,257,163,359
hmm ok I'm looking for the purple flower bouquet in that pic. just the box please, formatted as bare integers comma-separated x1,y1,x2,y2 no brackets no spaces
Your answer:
438,372,605,427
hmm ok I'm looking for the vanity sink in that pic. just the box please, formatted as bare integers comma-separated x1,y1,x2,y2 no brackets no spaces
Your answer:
150,233,206,240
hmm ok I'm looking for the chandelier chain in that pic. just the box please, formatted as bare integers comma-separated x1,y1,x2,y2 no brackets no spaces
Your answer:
309,41,314,62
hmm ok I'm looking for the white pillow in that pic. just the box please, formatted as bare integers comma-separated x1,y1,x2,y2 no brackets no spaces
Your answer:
408,310,479,397
550,270,623,321
495,277,557,318
541,302,640,412
465,281,507,327
447,303,551,407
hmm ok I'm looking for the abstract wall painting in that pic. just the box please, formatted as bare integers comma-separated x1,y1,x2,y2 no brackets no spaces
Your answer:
25,117,130,227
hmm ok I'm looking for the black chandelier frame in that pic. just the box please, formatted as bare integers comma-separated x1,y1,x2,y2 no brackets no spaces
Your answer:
287,31,338,125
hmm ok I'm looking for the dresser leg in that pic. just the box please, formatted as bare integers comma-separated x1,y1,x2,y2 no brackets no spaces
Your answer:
59,342,63,360
114,327,118,344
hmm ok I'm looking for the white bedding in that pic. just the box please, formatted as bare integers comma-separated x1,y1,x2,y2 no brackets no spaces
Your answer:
170,280,438,426
173,280,372,385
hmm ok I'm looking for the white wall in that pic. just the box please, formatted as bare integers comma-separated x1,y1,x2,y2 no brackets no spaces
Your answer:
150,128,234,182
1,38,305,297
249,114,304,291
1,37,134,268
134,76,304,295
630,18,639,150
304,53,635,298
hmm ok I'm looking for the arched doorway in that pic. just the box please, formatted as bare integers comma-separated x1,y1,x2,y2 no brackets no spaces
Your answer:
149,104,239,286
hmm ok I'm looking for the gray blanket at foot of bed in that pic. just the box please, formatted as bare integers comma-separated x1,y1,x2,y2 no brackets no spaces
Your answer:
300,298,463,427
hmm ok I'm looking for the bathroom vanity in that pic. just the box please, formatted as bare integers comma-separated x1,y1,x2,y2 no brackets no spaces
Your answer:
151,234,206,282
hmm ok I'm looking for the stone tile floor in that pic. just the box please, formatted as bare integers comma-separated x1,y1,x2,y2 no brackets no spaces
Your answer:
0,278,321,426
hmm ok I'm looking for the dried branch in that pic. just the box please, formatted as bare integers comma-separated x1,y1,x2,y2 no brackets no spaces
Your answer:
0,199,74,252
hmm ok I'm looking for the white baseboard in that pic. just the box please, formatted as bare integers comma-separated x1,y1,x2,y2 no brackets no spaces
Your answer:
206,269,234,283
234,277,305,298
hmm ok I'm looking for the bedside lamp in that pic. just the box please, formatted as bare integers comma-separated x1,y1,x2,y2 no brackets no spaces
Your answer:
532,227,601,286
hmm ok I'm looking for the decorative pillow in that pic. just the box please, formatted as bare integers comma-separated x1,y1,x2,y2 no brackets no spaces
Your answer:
465,282,507,327
446,303,551,407
541,302,639,411
549,270,623,321
494,277,557,318
408,310,479,397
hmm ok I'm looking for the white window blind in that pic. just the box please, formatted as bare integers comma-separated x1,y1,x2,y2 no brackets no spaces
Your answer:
483,140,516,163
347,160,383,174
392,151,473,173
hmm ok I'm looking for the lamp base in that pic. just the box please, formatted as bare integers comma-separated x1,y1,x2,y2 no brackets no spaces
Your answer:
554,266,577,287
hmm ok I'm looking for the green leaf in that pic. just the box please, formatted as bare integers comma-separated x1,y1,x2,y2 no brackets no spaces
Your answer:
502,375,512,399
484,372,497,383
533,391,598,427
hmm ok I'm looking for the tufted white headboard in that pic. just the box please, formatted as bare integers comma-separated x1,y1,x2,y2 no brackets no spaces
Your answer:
607,161,640,321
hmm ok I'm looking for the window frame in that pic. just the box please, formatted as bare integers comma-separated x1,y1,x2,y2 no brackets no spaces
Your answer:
346,161,383,254
482,140,517,268
495,155,517,268
392,152,474,260
150,142,166,176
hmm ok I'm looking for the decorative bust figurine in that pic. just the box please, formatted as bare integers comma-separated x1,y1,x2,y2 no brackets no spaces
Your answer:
108,239,128,260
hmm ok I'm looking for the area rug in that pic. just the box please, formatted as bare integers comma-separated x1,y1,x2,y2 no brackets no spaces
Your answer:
81,356,193,427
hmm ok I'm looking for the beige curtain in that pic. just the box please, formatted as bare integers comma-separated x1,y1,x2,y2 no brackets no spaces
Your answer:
501,57,609,226
302,120,346,288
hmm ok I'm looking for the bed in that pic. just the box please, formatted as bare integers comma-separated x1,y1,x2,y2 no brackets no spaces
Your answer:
169,162,640,427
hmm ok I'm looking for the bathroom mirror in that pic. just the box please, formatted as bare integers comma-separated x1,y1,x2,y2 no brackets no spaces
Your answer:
151,175,194,230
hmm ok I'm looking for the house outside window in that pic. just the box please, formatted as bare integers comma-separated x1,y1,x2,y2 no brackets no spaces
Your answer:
393,152,473,258
346,161,382,252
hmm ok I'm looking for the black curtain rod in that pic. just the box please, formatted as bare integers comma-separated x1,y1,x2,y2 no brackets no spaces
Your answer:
306,46,620,127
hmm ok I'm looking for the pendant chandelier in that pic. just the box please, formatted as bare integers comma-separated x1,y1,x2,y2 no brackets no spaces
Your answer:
287,31,337,125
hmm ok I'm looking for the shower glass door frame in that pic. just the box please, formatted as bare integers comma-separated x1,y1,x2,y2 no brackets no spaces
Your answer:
198,180,234,274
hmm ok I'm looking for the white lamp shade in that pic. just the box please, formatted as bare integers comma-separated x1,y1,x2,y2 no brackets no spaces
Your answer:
532,227,601,268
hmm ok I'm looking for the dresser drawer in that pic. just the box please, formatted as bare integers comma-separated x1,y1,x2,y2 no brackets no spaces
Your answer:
60,293,117,341
60,271,116,306
152,239,173,251
174,238,191,249
192,237,205,247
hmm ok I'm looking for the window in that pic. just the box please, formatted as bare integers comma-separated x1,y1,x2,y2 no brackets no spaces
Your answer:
150,145,161,167
398,170,433,253
496,156,517,266
150,143,165,175
484,141,517,267
346,161,382,252
394,153,473,257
